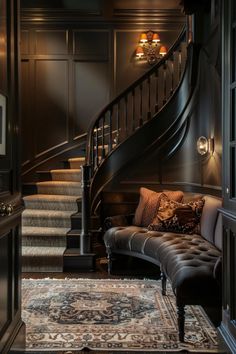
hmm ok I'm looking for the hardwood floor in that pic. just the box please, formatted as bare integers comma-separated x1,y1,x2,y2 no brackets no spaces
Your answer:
22,255,161,280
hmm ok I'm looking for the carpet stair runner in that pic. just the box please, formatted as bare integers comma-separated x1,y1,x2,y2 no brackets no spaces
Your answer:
22,157,94,272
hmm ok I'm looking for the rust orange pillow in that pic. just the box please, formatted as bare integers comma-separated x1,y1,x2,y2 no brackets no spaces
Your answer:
133,188,183,227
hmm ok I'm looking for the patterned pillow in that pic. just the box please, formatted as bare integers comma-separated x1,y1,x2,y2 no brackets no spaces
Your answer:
133,188,184,227
148,193,205,234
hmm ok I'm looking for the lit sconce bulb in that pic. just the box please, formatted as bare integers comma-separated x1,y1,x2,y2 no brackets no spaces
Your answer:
159,46,167,56
136,46,144,58
197,136,214,155
140,33,148,43
152,33,160,43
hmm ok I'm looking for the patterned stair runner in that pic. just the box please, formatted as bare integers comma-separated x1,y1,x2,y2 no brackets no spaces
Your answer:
22,157,85,272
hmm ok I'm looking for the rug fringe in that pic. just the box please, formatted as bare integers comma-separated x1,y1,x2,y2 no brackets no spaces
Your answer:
22,277,162,282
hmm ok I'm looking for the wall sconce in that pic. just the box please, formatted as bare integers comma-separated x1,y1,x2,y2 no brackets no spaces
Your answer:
197,136,214,155
135,30,167,65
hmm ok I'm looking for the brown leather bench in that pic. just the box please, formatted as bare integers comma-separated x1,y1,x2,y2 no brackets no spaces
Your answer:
103,193,222,342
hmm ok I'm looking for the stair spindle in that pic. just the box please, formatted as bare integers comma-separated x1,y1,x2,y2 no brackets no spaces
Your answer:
132,89,135,131
179,49,182,80
147,77,151,120
170,58,174,96
163,63,167,105
109,108,113,152
125,95,128,136
116,102,120,144
101,116,105,159
95,124,99,168
80,164,92,254
155,70,159,113
139,84,143,126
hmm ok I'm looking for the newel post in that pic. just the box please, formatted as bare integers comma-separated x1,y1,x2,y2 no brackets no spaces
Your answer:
80,164,91,254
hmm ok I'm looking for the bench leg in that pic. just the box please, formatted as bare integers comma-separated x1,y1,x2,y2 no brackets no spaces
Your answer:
160,269,167,295
107,250,115,274
177,305,185,342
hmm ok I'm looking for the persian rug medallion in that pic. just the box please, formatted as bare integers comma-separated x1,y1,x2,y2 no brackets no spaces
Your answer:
22,278,220,352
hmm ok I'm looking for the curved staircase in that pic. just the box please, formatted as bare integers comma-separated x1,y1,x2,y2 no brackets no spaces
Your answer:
22,26,200,272
83,27,199,215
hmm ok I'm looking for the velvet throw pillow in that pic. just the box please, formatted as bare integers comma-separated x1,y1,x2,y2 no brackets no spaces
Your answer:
133,188,184,227
148,193,205,234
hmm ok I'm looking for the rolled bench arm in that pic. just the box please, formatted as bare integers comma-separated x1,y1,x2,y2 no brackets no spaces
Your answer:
104,214,134,230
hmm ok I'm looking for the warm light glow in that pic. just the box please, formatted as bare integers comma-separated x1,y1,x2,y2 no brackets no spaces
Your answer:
197,136,214,155
140,33,148,43
152,33,160,43
197,136,208,155
136,46,144,58
159,46,167,56
136,30,166,65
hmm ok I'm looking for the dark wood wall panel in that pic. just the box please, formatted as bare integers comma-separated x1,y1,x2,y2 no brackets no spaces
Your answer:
0,0,7,92
22,0,102,11
74,62,110,136
35,30,68,55
20,30,29,55
0,233,10,337
73,30,109,59
21,60,31,165
34,60,69,157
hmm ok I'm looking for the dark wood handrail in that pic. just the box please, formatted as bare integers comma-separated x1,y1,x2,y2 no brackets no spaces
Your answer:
85,27,187,167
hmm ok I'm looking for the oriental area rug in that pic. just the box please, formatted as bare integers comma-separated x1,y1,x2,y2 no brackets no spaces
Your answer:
22,278,220,353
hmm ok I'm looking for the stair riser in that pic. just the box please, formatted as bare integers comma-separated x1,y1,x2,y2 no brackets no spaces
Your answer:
71,217,100,229
37,172,52,182
66,230,102,248
37,185,82,196
69,161,84,169
51,172,81,182
63,254,96,272
23,200,78,211
22,217,71,228
67,235,80,248
22,236,66,247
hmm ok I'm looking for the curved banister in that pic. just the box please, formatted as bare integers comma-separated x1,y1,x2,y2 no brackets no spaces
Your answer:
89,43,198,212
85,27,187,167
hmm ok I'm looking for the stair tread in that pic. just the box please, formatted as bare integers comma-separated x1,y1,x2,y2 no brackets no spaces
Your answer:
23,209,75,217
37,181,81,186
51,169,81,173
22,246,66,256
22,226,70,236
67,229,101,234
68,157,85,162
71,212,99,218
23,194,80,202
64,248,96,256
64,248,81,256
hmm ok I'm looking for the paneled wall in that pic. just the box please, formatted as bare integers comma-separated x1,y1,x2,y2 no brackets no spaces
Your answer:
20,0,184,181
21,27,111,179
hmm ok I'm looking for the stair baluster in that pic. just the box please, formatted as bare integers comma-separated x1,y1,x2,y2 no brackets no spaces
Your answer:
147,76,151,120
155,69,159,113
163,62,167,105
132,89,135,132
139,83,143,126
108,109,112,153
125,95,128,136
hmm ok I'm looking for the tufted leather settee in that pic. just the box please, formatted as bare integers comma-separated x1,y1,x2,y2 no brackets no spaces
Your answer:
103,193,222,342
